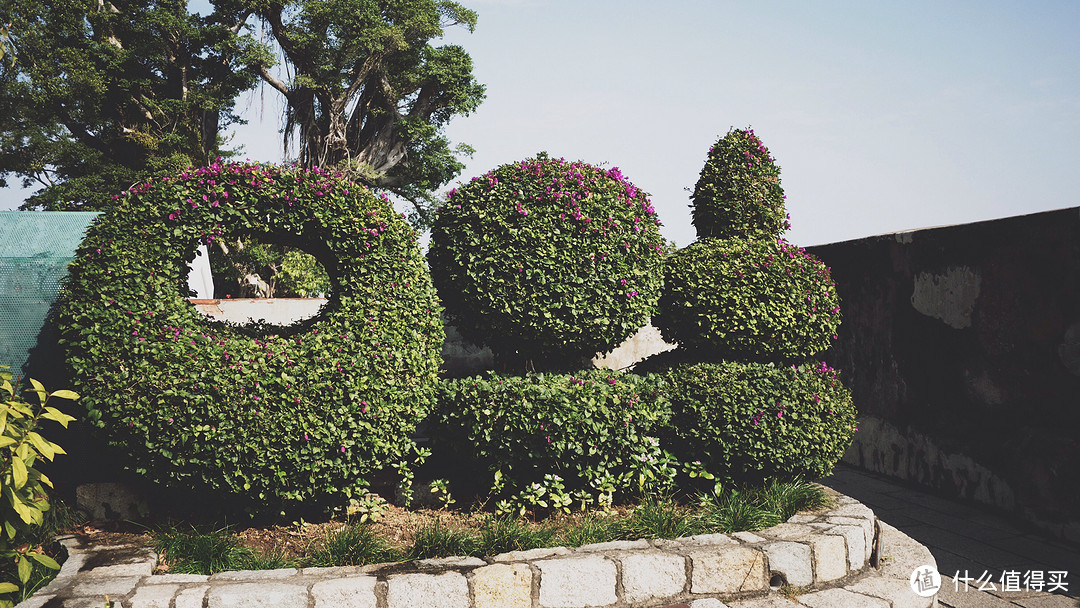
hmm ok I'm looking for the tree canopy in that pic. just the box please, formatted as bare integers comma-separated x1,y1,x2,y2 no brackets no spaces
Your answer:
0,0,484,219
228,0,486,224
0,0,263,210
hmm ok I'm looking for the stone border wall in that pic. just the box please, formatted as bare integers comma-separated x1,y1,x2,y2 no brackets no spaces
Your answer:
26,495,883,608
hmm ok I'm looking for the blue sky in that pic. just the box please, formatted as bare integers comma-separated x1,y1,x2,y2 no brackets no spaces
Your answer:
4,0,1078,248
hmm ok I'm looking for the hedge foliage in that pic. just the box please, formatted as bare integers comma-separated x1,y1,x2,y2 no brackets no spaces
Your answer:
660,361,856,484
428,154,665,368
691,128,789,240
56,162,444,515
654,238,840,362
433,371,674,512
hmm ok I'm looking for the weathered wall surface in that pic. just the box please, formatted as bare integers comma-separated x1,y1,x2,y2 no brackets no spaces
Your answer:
808,207,1080,542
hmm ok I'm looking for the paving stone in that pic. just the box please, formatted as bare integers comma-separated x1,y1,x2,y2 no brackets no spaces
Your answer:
206,581,308,608
173,585,208,608
208,567,299,581
761,523,815,540
936,576,1028,608
13,595,54,608
763,541,813,587
470,563,532,608
845,576,935,608
689,599,730,608
874,523,937,582
787,514,819,524
492,546,570,562
141,573,208,584
808,534,848,582
537,555,617,607
828,502,875,521
82,561,154,578
690,546,767,594
386,572,469,608
1011,596,1080,607
620,552,686,602
798,588,890,607
300,565,370,577
732,531,766,544
68,575,142,598
575,539,650,552
826,524,866,570
128,583,178,608
723,597,796,607
53,598,112,608
311,575,378,608
653,533,736,550
826,515,874,560
415,556,486,568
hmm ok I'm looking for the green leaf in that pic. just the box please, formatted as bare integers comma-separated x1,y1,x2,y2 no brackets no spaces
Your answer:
11,457,27,489
16,554,29,583
26,432,55,461
29,552,60,570
0,582,18,593
28,379,46,404
48,390,80,401
41,407,76,428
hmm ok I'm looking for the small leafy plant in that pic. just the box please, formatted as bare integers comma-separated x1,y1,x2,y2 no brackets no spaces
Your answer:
0,374,76,607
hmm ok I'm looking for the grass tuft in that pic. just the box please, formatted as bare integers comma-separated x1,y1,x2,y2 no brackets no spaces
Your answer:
306,523,401,567
405,518,479,561
476,515,556,556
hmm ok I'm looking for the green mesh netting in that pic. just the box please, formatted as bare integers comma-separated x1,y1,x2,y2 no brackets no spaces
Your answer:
0,212,98,383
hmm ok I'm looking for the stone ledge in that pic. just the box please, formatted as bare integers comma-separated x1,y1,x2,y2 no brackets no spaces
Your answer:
19,493,940,608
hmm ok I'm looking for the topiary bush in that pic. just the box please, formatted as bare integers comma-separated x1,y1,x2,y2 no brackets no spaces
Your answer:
56,162,444,516
691,127,789,240
654,237,840,362
433,370,674,514
428,154,666,369
659,361,856,485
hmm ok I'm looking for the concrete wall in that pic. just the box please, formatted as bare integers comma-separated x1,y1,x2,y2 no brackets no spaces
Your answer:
807,207,1080,542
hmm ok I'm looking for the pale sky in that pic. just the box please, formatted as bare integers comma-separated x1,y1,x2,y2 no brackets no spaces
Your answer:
4,0,1078,248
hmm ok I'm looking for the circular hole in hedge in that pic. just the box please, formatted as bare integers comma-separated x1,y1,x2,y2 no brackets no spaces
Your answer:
186,234,333,327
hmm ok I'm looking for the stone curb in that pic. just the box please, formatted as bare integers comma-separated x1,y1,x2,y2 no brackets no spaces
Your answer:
18,493,939,608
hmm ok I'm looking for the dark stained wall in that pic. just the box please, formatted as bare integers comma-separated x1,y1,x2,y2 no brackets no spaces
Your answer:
808,207,1080,542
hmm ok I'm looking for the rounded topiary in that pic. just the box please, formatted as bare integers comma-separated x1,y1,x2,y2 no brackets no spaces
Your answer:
428,154,665,367
660,361,856,484
691,128,788,240
433,370,672,506
57,162,444,515
654,238,840,362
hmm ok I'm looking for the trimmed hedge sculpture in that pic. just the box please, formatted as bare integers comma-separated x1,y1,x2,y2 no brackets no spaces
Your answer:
691,127,789,240
641,128,855,486
428,154,665,368
661,361,856,484
435,370,672,513
57,162,444,515
654,237,840,361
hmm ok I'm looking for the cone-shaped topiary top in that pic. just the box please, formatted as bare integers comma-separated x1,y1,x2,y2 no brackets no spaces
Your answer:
691,128,789,240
